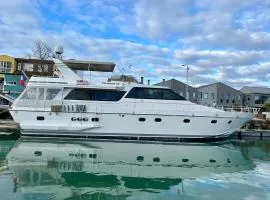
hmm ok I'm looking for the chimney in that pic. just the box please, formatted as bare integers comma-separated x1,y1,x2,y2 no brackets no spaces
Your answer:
162,79,165,83
140,77,144,84
147,80,150,85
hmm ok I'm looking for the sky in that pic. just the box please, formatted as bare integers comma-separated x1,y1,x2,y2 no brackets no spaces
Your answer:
0,0,270,88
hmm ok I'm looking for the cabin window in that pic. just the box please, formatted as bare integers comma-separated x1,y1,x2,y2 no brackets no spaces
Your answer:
77,117,83,121
37,88,45,100
34,151,42,156
37,116,45,121
153,157,160,162
182,158,189,162
20,87,37,100
89,153,97,158
139,117,146,122
92,117,99,122
65,89,126,101
136,156,144,162
125,87,186,100
228,120,232,124
46,88,62,100
155,118,162,122
83,117,88,121
211,120,217,124
183,119,190,123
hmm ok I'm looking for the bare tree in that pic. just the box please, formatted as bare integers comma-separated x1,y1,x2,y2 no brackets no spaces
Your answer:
32,39,53,62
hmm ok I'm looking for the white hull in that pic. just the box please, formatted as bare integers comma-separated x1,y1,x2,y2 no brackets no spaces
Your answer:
10,109,252,139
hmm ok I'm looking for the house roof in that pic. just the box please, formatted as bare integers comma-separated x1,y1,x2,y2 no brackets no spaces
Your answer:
155,78,196,88
240,86,270,94
198,82,240,91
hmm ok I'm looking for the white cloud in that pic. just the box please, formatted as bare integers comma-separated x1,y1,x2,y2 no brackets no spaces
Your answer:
0,0,270,89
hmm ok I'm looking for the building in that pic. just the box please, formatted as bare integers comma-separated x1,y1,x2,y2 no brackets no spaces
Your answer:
240,86,270,110
198,82,243,107
0,55,55,103
155,79,198,103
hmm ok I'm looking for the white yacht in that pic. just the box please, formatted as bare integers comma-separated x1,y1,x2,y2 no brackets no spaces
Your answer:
9,59,258,139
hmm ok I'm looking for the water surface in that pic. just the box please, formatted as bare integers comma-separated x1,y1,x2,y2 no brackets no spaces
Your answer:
0,138,269,200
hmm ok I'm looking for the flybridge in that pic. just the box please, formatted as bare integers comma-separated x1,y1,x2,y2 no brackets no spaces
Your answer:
27,59,116,85
63,59,115,72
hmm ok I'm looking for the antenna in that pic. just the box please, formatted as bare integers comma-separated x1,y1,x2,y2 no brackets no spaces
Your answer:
119,64,133,75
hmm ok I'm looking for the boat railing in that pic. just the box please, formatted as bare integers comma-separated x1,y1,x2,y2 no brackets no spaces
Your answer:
214,106,260,114
14,99,63,108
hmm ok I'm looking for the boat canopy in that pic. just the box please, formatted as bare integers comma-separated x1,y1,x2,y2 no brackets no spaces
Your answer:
63,60,115,72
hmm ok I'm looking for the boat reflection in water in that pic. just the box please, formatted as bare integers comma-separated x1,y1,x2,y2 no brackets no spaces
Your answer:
6,139,255,199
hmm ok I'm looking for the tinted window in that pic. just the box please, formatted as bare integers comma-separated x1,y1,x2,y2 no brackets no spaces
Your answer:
65,89,126,101
125,87,186,100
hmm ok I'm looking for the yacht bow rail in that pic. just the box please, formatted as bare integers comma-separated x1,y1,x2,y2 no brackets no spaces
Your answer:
215,106,260,114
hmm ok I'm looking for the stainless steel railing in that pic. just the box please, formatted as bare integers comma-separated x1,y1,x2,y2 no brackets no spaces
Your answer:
215,106,260,114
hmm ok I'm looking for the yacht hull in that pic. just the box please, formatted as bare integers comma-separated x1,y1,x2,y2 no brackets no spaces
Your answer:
10,110,252,140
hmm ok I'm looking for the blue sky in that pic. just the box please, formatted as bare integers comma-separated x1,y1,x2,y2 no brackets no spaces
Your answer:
0,0,270,88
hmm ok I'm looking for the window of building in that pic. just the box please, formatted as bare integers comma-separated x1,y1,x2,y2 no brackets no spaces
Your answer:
200,92,202,99
203,93,208,99
24,63,34,72
193,92,196,100
43,64,49,72
180,91,183,97
0,61,12,73
220,93,224,98
220,99,223,103
17,62,22,70
255,95,268,105
238,95,241,101
37,64,43,72
125,87,186,100
211,93,215,99
5,81,16,86
65,89,126,101
226,99,229,103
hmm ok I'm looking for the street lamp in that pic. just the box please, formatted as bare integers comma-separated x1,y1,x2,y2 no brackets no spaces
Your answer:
182,64,189,100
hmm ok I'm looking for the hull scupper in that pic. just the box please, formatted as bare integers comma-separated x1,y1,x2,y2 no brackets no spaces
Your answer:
9,59,258,139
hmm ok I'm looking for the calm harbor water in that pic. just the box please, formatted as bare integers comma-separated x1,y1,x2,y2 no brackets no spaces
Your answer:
0,138,269,200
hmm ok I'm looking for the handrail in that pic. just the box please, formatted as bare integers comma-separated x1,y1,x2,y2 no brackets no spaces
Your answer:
214,106,260,114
